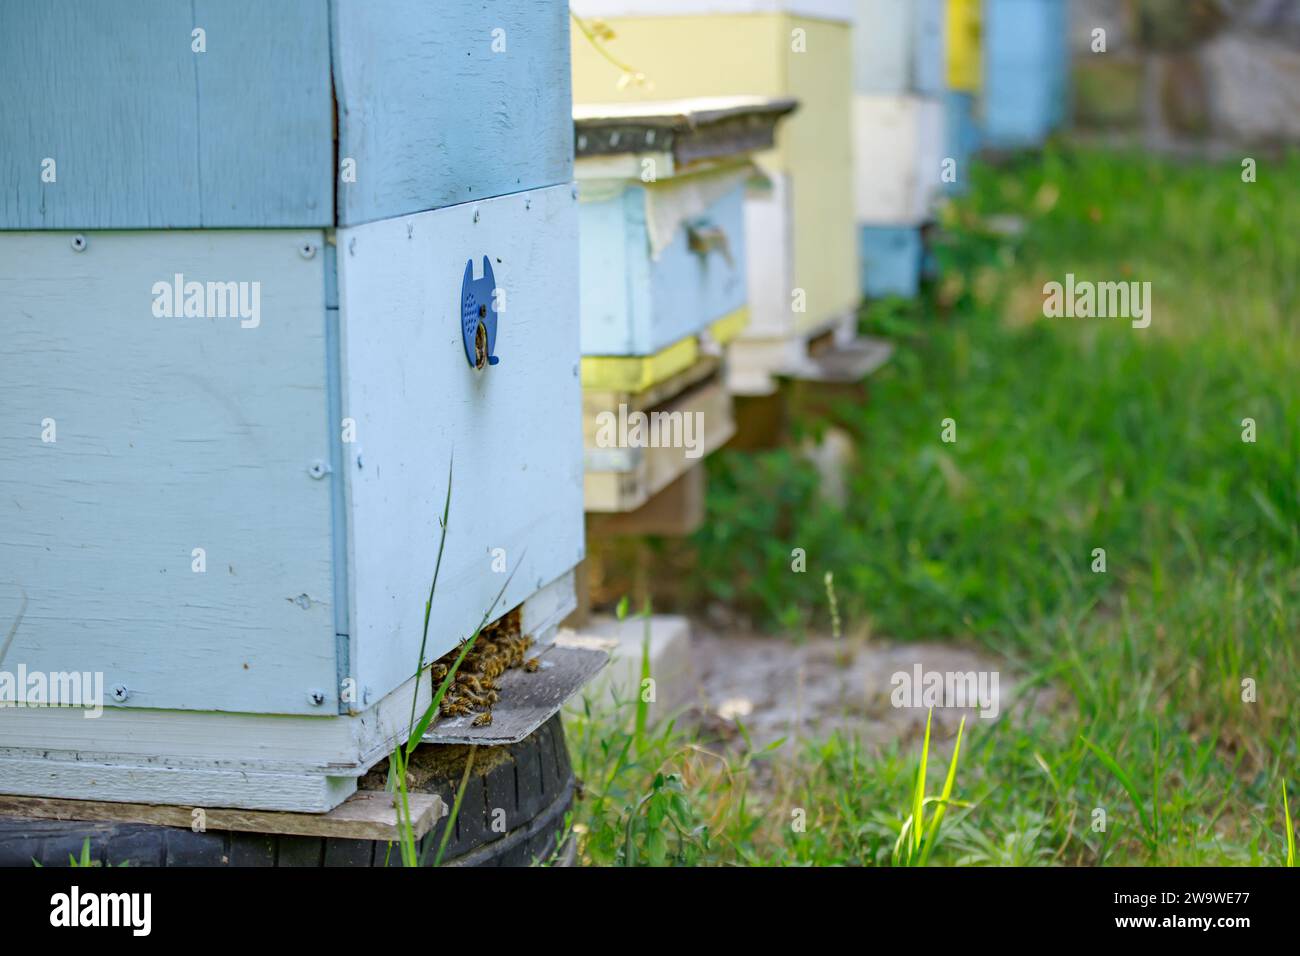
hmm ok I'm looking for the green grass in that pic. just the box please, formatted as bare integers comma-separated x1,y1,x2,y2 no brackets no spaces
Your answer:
565,147,1300,866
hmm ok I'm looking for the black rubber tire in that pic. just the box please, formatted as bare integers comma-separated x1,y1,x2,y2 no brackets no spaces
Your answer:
0,715,575,868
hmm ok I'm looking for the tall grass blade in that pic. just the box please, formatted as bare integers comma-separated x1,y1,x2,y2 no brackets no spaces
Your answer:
1284,780,1295,868
918,715,966,866
1081,736,1156,849
911,708,933,857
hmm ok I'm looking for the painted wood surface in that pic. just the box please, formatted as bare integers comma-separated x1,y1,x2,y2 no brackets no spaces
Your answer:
0,230,338,716
853,94,945,225
583,378,734,512
332,0,574,226
0,756,354,813
571,12,860,335
336,185,584,710
982,0,1070,148
574,0,855,21
946,0,983,93
579,177,748,356
854,0,945,95
0,570,576,811
0,791,444,842
741,171,797,339
0,0,333,229
1,0,572,229
943,90,980,194
859,224,924,297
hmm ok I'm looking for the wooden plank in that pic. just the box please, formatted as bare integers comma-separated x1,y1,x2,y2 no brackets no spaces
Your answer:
584,378,734,512
573,1,855,20
332,0,574,226
0,790,443,841
587,464,706,537
580,306,742,417
337,185,584,710
583,354,720,422
573,96,796,166
582,336,700,391
421,644,609,746
192,0,333,226
0,0,332,229
0,230,337,715
0,758,355,813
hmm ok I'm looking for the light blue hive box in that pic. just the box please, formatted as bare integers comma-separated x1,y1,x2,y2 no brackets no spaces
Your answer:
0,0,589,812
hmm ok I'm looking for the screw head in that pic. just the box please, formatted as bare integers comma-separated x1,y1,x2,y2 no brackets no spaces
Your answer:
307,689,326,707
111,684,129,702
299,241,317,259
308,460,328,479
70,234,87,252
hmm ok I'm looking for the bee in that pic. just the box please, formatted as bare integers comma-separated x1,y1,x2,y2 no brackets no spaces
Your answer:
472,712,493,727
456,673,484,693
524,658,540,673
442,699,472,718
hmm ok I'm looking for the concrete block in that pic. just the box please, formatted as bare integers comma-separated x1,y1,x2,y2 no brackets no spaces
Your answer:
559,615,695,719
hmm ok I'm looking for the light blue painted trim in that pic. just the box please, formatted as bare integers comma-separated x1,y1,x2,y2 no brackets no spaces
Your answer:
325,305,351,714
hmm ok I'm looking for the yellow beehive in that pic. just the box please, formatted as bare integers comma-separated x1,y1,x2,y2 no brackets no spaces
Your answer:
946,0,982,92
571,2,858,367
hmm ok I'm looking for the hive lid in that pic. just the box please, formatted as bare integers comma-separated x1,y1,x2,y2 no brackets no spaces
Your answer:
574,96,798,166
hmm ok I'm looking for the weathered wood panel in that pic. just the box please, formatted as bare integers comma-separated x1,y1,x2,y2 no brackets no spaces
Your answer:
332,0,574,225
0,230,338,715
0,0,332,229
337,184,584,708
0,791,444,842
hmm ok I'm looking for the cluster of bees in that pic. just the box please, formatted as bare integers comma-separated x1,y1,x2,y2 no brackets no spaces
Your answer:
430,617,540,728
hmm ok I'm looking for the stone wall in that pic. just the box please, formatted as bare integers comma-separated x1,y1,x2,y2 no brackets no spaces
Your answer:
1070,0,1300,149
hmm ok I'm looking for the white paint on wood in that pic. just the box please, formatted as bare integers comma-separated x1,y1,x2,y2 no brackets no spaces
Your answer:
740,171,798,339
853,93,945,225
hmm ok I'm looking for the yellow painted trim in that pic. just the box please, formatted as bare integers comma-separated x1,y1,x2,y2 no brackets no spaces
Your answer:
708,306,749,345
946,0,982,92
581,335,700,392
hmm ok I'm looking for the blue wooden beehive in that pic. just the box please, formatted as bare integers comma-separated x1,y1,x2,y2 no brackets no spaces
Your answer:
981,0,1070,149
0,0,585,812
853,0,947,298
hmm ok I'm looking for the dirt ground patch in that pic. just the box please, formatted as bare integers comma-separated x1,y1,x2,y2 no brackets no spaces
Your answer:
683,628,1047,752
